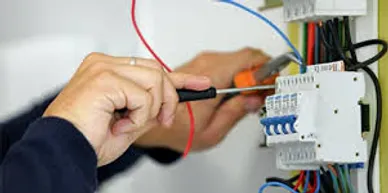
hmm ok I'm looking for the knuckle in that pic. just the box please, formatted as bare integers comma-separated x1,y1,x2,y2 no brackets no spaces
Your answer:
84,52,104,63
84,62,108,74
95,71,115,82
240,47,256,55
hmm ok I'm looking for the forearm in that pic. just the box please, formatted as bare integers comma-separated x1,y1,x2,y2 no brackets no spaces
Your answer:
0,117,98,193
0,90,182,186
0,93,57,163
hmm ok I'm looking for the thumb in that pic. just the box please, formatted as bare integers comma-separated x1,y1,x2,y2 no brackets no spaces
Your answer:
200,95,263,146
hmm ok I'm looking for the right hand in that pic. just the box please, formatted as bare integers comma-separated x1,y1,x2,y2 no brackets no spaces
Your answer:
135,48,272,152
43,53,211,166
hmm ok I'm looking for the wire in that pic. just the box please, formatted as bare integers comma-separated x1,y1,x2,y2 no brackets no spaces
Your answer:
303,23,308,63
265,176,297,188
307,23,315,65
315,23,320,64
294,171,305,191
328,166,340,193
363,66,382,193
217,0,306,73
258,181,300,193
314,170,321,193
335,164,348,193
303,171,310,193
340,17,385,193
344,165,355,193
320,167,335,193
130,0,195,157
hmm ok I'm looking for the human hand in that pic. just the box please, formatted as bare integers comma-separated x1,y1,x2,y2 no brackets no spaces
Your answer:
135,47,272,152
43,53,211,166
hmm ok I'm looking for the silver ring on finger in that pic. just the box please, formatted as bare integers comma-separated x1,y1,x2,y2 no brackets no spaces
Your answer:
129,57,137,66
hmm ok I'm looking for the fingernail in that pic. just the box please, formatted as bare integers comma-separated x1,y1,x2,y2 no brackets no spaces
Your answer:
244,97,262,112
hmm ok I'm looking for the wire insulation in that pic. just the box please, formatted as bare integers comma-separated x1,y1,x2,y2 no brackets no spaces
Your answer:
307,23,315,65
294,171,305,191
335,164,348,193
217,0,305,72
258,182,299,193
130,0,195,157
303,171,310,193
314,170,321,193
344,164,355,193
328,166,340,193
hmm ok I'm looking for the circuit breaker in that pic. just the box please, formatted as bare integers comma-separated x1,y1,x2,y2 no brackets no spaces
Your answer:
260,62,367,170
282,0,367,22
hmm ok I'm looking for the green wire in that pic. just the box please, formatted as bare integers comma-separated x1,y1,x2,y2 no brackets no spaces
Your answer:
335,164,348,193
344,165,355,193
303,23,308,64
328,167,340,193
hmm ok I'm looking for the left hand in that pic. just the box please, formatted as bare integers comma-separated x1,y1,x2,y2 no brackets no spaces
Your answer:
135,48,272,152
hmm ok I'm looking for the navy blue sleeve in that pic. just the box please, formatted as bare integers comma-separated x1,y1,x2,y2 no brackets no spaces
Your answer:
0,117,98,193
0,92,182,185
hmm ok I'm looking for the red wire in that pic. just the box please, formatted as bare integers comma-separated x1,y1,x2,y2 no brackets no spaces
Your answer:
308,171,317,193
131,0,194,157
294,171,305,191
307,22,316,65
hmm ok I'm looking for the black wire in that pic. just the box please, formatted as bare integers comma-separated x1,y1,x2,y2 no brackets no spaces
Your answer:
347,39,388,70
343,18,383,193
327,17,388,193
344,16,358,64
265,174,300,192
319,167,335,193
362,67,382,193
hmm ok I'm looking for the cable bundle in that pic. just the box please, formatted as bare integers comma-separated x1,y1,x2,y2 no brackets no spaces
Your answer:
318,17,387,193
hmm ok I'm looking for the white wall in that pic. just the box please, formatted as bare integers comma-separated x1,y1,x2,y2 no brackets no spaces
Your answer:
0,0,289,193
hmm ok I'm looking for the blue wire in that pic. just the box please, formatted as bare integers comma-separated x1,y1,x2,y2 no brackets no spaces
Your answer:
217,0,306,73
303,171,310,192
314,170,321,193
344,164,356,193
258,181,299,193
328,168,340,193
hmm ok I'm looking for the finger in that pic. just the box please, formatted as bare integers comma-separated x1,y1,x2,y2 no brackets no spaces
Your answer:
156,73,212,127
168,73,212,90
101,65,164,119
82,53,162,70
98,72,153,132
229,48,271,75
86,55,166,119
199,95,263,147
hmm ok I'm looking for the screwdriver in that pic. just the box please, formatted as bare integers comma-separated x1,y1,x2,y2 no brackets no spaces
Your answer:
115,85,276,115
115,85,275,114
177,84,276,102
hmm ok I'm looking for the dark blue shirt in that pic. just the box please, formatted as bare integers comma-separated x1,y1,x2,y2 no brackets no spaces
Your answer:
0,94,181,193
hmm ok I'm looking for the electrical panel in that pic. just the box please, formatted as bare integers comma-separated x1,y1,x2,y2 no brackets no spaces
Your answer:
282,0,367,22
260,68,367,170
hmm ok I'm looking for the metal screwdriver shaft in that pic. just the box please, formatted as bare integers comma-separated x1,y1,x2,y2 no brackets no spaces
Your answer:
216,85,276,94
